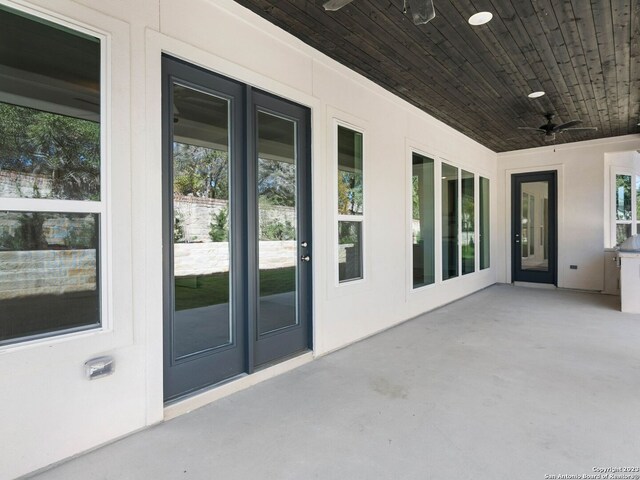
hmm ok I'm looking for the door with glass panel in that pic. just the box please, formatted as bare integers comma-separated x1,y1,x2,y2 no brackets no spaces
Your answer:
251,91,311,367
511,171,557,285
163,57,311,401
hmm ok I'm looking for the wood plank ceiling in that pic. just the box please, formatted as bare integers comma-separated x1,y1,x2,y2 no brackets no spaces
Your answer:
233,0,640,152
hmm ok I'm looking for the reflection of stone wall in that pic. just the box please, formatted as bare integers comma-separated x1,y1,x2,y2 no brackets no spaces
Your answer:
174,241,296,276
0,212,92,248
0,250,96,300
0,170,53,198
174,195,296,243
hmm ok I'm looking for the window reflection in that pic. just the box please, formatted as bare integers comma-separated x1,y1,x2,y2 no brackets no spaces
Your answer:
257,111,298,335
412,154,434,288
461,170,474,275
0,211,100,341
171,84,232,359
442,163,458,280
479,177,490,270
520,182,549,272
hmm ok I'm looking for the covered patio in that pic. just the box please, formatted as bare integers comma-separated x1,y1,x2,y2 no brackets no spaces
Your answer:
29,285,640,479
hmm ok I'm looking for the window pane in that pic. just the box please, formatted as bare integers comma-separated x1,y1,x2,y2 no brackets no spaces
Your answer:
636,176,640,220
616,174,632,220
442,163,458,280
461,170,474,275
521,182,549,271
172,84,231,359
257,111,298,335
617,223,631,246
0,6,100,201
479,177,490,270
412,154,434,288
337,126,363,215
338,221,362,282
0,211,100,342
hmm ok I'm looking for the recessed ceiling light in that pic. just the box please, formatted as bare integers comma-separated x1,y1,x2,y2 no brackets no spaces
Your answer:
528,91,546,99
468,12,493,26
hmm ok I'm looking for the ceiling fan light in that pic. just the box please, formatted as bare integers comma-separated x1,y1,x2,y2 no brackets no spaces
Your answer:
528,91,545,99
468,11,493,26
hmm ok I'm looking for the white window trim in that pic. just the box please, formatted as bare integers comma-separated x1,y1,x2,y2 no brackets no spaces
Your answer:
333,118,366,287
610,166,638,247
0,1,111,348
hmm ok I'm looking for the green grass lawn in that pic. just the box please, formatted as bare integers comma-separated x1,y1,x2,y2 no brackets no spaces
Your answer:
175,267,296,310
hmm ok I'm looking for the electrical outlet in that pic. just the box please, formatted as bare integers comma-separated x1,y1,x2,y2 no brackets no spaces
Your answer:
570,265,578,270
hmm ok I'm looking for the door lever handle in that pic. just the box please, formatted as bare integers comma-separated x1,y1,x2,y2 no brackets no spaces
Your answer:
301,255,311,262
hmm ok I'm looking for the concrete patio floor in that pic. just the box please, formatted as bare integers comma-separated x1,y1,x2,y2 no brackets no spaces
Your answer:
27,285,640,480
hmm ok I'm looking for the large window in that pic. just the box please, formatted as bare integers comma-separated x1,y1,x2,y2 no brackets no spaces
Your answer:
479,176,490,269
441,162,459,280
613,172,639,245
412,153,435,288
0,6,103,344
337,125,363,282
461,170,475,275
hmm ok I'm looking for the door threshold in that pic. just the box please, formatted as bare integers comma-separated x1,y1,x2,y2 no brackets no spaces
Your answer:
164,351,314,421
513,281,556,290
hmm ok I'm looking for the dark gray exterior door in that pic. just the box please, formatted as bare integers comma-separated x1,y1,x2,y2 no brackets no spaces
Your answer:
162,56,312,402
511,171,557,285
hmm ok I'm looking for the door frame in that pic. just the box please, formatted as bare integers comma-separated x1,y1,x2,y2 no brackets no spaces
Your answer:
511,170,558,285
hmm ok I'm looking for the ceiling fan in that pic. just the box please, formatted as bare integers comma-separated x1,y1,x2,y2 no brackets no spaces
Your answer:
518,113,597,142
323,0,436,25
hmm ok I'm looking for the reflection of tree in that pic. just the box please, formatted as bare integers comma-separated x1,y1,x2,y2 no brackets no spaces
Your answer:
258,158,295,207
616,175,632,220
338,171,363,215
209,208,228,242
173,143,228,200
0,103,100,200
412,176,420,220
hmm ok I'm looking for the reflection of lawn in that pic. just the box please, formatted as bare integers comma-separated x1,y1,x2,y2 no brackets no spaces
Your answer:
175,267,296,311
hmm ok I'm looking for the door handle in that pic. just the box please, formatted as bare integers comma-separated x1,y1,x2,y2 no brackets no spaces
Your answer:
301,255,311,262
300,241,308,248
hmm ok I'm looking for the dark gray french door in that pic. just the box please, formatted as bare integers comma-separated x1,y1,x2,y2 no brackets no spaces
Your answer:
162,56,312,401
511,171,557,285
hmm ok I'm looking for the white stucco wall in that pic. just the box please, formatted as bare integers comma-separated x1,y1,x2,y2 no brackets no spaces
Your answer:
0,0,497,478
496,135,640,291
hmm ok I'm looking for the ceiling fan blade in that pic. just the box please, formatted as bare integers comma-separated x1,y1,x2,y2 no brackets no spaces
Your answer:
561,127,598,132
517,127,544,132
323,0,354,11
407,0,436,25
554,119,582,130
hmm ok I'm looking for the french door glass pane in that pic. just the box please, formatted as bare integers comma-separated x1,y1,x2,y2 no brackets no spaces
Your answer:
521,181,548,272
172,84,231,359
412,154,435,288
441,163,458,280
479,177,490,269
257,111,298,335
461,170,474,275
